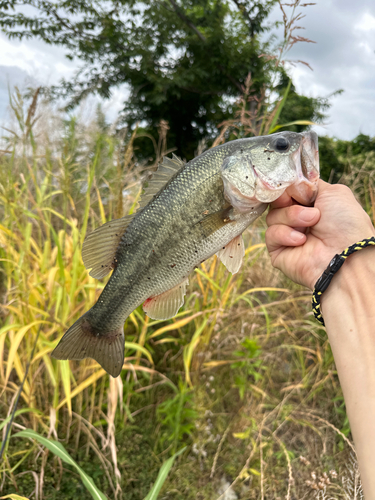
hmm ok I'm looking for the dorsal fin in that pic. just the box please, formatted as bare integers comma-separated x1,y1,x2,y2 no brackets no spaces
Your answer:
138,154,185,209
81,155,184,280
82,215,134,279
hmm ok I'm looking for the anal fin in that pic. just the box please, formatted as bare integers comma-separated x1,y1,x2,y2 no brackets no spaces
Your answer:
52,315,125,378
216,234,245,274
143,279,189,320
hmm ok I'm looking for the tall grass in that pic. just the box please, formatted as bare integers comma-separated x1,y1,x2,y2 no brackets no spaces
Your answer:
0,87,371,500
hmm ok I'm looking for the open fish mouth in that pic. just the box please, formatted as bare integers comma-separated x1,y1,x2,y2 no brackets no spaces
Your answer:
285,131,320,204
252,131,319,205
221,130,320,210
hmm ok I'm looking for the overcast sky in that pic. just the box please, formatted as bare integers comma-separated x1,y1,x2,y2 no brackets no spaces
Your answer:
1,0,375,140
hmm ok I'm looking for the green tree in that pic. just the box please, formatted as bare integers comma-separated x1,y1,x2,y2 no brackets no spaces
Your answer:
0,0,328,158
318,133,375,184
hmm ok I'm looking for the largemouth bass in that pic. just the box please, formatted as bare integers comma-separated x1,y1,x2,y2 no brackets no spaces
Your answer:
52,131,319,377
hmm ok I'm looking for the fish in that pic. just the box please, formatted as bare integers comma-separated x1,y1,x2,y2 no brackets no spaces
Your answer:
52,131,319,377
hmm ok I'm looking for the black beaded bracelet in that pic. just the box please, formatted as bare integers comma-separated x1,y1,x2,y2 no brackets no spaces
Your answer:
312,236,375,326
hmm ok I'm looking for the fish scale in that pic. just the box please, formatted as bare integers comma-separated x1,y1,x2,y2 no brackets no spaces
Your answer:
96,142,260,317
52,131,320,377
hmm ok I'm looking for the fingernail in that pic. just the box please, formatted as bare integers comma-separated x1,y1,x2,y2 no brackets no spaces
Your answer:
299,208,318,222
291,230,304,242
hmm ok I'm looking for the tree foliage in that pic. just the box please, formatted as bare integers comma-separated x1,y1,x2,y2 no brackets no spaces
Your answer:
319,133,375,183
0,0,328,158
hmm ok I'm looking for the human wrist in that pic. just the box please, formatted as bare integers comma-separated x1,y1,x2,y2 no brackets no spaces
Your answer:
320,245,375,318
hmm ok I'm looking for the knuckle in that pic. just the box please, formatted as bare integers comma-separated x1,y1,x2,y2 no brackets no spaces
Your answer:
340,184,352,195
265,212,271,226
264,227,272,246
331,184,351,197
288,205,303,221
265,208,277,226
272,260,281,271
265,226,277,249
288,204,300,217
270,253,281,270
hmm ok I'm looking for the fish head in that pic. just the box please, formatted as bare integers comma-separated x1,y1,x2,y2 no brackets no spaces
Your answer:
221,131,319,211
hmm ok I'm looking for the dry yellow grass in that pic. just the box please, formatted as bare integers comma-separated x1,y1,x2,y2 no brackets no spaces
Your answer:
0,88,371,499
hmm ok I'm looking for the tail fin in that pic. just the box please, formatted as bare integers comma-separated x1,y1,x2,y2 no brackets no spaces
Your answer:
51,315,124,378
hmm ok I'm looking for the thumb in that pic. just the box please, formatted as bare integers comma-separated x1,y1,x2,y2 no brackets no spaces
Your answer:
315,179,331,196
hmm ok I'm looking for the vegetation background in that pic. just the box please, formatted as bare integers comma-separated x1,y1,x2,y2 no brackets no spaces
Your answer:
0,1,375,499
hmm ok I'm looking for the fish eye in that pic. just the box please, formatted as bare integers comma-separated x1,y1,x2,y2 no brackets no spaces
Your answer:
275,137,289,151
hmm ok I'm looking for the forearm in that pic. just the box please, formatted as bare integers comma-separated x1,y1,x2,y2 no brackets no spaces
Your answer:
321,246,375,496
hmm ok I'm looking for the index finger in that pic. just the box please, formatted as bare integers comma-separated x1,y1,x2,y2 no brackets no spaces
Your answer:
269,191,294,210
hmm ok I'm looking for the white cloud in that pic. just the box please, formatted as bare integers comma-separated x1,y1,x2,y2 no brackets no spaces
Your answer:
277,0,375,139
0,33,79,85
1,37,38,73
355,12,375,31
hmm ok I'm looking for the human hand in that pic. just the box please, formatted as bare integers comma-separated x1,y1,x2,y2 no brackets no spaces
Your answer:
265,180,375,289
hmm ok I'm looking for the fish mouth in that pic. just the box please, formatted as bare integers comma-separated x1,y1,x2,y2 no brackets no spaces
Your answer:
221,131,320,212
254,131,319,205
285,131,320,205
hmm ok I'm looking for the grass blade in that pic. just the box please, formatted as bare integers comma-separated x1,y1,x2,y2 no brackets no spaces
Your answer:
60,360,72,416
149,312,204,339
183,318,208,386
266,79,292,135
125,341,154,364
0,408,42,432
56,368,106,410
13,430,107,500
144,447,186,500
269,119,318,134
0,495,30,500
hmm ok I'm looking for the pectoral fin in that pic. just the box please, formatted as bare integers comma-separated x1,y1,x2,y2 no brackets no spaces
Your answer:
216,234,245,274
143,279,189,320
197,206,234,238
